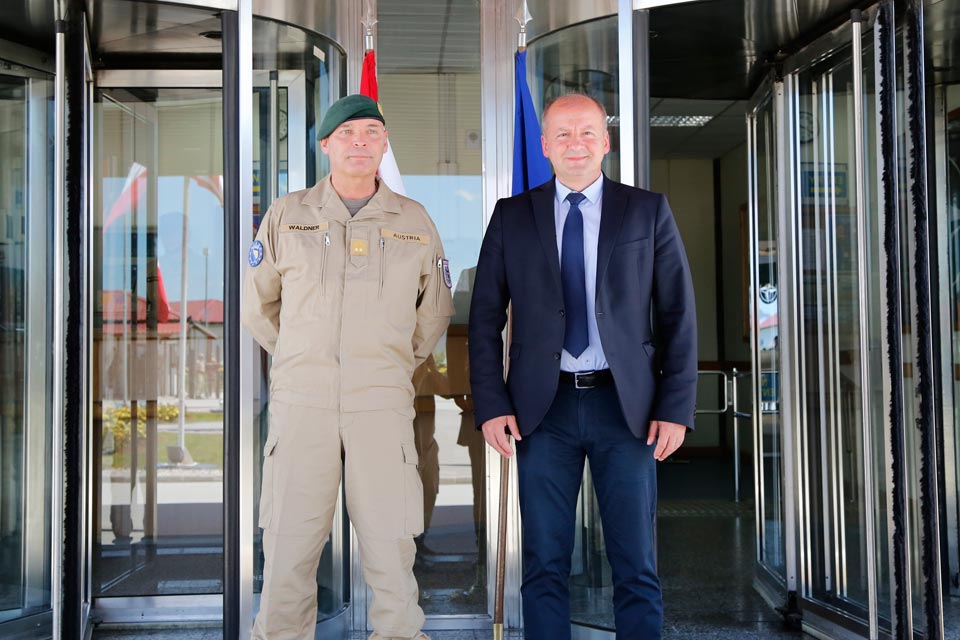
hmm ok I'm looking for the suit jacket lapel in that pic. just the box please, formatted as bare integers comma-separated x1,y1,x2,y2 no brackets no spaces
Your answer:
530,181,562,294
596,176,627,297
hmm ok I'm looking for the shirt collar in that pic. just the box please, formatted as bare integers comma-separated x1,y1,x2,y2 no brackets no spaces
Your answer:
555,173,604,206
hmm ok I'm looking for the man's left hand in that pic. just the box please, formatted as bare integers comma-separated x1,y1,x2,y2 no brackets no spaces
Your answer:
647,421,686,461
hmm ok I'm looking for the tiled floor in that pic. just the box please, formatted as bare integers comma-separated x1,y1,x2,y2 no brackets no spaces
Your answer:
946,594,960,640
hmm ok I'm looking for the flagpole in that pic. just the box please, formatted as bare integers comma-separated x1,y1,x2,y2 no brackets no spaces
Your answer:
360,4,406,195
495,5,543,638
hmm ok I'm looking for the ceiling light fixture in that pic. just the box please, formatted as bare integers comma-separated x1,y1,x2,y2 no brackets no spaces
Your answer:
650,115,714,127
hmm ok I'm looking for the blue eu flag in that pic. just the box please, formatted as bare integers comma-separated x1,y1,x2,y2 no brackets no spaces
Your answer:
513,50,552,196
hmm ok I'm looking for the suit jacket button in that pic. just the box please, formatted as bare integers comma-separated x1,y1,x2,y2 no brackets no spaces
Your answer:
559,309,565,317
553,352,561,360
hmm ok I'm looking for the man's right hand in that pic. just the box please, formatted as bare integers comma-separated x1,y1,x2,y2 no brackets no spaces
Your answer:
481,415,522,457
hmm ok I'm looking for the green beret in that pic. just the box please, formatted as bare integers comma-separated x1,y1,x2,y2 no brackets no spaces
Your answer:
317,94,385,140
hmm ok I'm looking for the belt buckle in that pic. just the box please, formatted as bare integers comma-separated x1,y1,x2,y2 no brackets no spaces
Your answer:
574,371,594,389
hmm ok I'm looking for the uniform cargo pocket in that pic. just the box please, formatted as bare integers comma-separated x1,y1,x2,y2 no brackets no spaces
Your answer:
258,433,279,529
401,441,424,536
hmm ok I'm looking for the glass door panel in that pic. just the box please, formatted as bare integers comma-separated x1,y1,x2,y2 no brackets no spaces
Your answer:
373,0,489,622
794,49,872,613
789,25,890,631
935,77,960,632
92,87,226,597
937,78,960,612
523,14,623,629
249,16,347,623
749,88,788,585
0,70,54,629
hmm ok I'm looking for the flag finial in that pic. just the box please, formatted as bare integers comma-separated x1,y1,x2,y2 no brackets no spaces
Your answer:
515,1,533,49
361,0,377,51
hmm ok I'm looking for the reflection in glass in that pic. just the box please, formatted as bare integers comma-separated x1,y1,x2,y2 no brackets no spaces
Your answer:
753,95,786,580
528,16,621,182
93,89,225,597
942,80,960,628
788,33,890,629
250,18,346,620
795,52,874,611
378,0,487,615
525,16,627,629
0,73,53,624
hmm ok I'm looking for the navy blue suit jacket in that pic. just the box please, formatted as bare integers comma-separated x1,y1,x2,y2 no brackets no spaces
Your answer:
468,176,698,439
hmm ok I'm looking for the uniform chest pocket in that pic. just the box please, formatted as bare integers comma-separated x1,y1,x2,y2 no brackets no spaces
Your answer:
377,228,431,301
277,228,330,283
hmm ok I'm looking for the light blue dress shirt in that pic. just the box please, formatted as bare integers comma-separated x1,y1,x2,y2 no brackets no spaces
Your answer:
555,174,608,373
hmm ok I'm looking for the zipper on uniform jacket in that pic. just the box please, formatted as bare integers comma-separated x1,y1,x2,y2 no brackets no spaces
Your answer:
320,232,330,295
379,238,386,298
436,256,443,307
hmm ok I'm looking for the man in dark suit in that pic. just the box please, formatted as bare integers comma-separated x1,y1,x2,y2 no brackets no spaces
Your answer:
468,94,697,640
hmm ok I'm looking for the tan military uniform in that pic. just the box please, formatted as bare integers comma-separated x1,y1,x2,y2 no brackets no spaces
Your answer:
243,176,453,640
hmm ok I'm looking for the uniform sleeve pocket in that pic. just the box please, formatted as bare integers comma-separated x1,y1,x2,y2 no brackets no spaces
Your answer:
258,433,280,529
263,433,279,457
401,442,424,536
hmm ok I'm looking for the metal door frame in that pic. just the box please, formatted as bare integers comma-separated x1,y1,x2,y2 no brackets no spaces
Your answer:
0,48,57,640
933,81,960,601
85,63,340,628
54,5,96,637
746,73,800,612
89,71,225,624
781,7,890,639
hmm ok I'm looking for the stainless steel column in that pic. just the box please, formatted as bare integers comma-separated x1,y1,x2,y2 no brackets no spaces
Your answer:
777,76,800,596
851,11,879,637
480,0,523,630
269,70,279,203
224,1,254,637
52,12,66,639
628,4,649,189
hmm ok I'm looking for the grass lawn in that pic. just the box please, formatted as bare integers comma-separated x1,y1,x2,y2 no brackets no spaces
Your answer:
108,431,224,469
182,411,224,423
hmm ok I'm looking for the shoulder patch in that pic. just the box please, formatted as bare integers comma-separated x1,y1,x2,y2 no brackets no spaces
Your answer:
381,228,430,244
442,258,452,288
248,240,264,267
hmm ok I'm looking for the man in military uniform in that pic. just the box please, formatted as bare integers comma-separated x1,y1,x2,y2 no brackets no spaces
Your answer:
242,94,454,640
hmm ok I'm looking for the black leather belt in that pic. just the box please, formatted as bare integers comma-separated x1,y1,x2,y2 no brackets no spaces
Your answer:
559,369,614,389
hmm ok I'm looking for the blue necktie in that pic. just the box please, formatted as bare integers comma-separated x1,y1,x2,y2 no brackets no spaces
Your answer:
561,192,588,358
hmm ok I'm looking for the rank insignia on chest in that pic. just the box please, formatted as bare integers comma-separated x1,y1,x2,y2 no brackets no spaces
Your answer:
442,258,452,288
248,240,264,267
350,239,369,256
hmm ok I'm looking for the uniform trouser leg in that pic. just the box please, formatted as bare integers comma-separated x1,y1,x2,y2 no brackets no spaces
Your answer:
516,387,585,640
583,385,661,640
253,403,342,640
342,408,426,638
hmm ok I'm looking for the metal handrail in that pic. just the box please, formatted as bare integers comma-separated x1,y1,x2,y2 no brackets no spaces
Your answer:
693,368,756,502
731,368,752,503
695,370,730,414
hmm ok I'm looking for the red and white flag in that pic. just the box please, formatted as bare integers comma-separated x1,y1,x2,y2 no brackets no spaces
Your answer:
360,49,405,195
192,174,224,207
104,162,147,230
103,162,171,322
